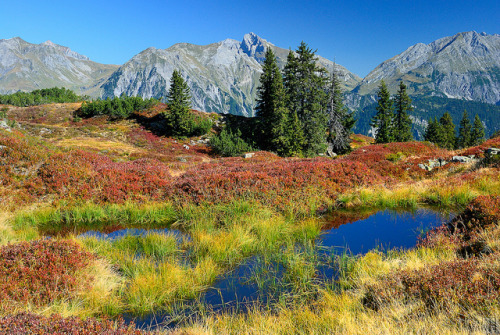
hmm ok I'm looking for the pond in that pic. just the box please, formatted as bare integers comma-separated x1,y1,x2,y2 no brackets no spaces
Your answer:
319,208,454,254
78,228,185,241
124,207,454,330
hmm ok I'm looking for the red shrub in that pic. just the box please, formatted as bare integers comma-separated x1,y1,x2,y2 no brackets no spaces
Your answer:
0,240,94,306
365,256,500,310
451,195,500,235
0,313,147,335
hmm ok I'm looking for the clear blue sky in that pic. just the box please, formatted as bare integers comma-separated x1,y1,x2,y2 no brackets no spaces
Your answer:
0,0,498,77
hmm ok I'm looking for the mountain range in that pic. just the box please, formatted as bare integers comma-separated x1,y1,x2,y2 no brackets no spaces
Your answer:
0,31,499,120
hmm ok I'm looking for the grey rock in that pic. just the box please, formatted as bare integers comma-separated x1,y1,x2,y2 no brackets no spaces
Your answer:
452,156,472,163
101,33,360,117
418,158,448,171
0,37,118,97
39,127,52,135
352,31,500,105
326,143,337,158
183,145,189,150
0,120,11,132
486,147,500,155
243,152,255,159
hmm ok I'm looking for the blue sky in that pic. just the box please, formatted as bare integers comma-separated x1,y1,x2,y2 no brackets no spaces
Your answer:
0,0,498,77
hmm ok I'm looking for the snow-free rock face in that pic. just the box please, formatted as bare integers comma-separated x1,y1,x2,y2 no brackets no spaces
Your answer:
354,31,500,105
0,37,118,96
101,33,362,116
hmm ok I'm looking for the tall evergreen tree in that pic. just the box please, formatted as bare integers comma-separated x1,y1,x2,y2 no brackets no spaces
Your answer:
438,112,456,149
326,69,355,154
283,42,329,156
280,111,305,157
457,110,472,148
371,80,394,143
393,81,413,142
255,48,288,151
424,117,441,143
165,70,192,136
471,114,485,146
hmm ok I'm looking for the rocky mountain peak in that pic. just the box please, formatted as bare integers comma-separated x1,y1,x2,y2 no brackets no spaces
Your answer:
353,31,500,105
41,40,56,47
241,32,269,62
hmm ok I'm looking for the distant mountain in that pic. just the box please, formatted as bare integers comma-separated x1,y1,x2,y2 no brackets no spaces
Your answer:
352,31,500,105
101,33,361,116
0,37,118,96
1,31,499,125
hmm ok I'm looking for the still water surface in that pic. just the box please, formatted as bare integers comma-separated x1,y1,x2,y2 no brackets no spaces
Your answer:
124,208,453,330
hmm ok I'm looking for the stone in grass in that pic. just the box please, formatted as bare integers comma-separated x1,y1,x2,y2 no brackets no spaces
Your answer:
486,148,500,156
418,158,448,171
0,120,11,132
243,152,255,159
452,156,472,163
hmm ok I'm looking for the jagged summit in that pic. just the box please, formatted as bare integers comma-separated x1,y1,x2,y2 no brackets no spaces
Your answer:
353,31,500,104
100,33,361,116
240,33,269,62
0,37,118,95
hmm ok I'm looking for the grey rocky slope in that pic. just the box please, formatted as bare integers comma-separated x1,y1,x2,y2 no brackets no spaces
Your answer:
352,31,500,106
0,37,118,96
102,33,361,116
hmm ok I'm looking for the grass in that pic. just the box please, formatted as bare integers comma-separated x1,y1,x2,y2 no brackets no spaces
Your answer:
337,169,499,210
13,202,178,236
2,104,500,333
12,200,321,318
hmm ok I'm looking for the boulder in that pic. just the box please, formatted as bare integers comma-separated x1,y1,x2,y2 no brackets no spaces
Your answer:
452,156,472,163
486,148,500,156
418,158,448,171
0,120,11,132
243,153,255,159
326,143,337,158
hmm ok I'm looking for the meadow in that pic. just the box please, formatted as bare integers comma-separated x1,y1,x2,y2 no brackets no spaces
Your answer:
0,103,499,334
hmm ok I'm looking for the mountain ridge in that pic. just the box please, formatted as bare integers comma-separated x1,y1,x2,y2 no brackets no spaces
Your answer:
0,37,119,96
0,31,499,117
101,33,361,116
353,31,500,105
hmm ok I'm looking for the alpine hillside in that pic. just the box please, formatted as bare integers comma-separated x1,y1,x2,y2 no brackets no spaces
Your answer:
351,31,500,106
101,33,361,116
0,37,119,96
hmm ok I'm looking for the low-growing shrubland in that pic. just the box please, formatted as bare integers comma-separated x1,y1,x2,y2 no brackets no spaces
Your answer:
0,103,499,333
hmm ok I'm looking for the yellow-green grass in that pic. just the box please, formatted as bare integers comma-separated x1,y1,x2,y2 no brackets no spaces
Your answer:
338,169,500,210
179,244,494,335
50,201,323,317
1,169,498,331
13,201,178,236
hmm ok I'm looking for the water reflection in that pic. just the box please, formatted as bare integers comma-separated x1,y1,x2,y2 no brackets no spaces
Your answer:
123,208,454,330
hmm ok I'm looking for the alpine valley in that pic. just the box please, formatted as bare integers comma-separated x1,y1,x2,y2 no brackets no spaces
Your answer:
0,31,499,136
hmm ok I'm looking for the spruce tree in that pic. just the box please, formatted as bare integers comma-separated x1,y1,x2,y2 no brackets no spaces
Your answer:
457,110,472,148
438,112,456,149
424,117,441,143
165,70,192,136
281,111,305,157
326,69,355,154
255,48,288,152
393,81,413,142
283,42,329,156
470,114,485,146
371,80,394,143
